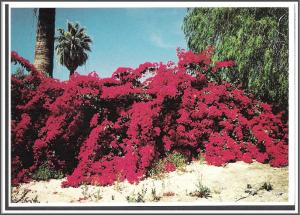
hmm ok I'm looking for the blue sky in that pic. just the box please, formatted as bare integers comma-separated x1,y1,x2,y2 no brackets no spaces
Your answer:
11,8,187,80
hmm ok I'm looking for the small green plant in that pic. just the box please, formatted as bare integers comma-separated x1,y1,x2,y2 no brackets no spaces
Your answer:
126,194,136,203
189,177,211,198
136,188,147,202
261,182,273,191
81,183,89,197
148,159,166,179
126,187,147,203
80,184,103,201
151,188,161,202
236,182,274,202
92,188,102,201
190,182,211,199
30,162,64,181
32,195,39,203
198,153,206,164
245,182,273,196
148,153,187,178
166,153,187,171
113,173,123,191
11,188,40,203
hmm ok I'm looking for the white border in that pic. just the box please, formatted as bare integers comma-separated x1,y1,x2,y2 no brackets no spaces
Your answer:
1,2,6,215
8,1,12,207
288,2,299,210
5,1,300,8
1,1,299,214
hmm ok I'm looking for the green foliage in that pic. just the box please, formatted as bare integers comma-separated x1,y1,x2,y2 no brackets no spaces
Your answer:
80,183,103,201
148,159,166,178
55,21,92,77
81,183,89,196
11,187,40,203
189,179,211,198
113,173,124,191
261,182,273,191
151,187,161,202
126,187,147,203
243,181,273,200
166,152,187,170
93,189,103,201
183,8,288,111
148,153,187,178
31,162,64,181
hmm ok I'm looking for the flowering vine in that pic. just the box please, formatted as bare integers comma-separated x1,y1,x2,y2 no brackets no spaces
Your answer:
11,48,288,187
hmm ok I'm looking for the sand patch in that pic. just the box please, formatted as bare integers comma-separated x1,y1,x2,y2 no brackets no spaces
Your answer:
11,161,288,203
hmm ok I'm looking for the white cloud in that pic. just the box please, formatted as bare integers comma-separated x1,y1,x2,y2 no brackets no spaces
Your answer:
150,32,174,49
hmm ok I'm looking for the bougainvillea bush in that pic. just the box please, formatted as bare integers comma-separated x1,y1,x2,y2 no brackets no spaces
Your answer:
11,47,288,187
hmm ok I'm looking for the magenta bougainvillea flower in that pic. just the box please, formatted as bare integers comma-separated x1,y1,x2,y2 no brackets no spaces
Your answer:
11,48,288,187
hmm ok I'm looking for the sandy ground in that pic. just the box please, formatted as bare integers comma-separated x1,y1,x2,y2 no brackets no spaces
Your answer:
11,161,288,203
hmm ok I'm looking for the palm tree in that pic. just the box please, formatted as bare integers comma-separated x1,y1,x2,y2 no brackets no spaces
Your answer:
55,21,92,77
33,8,55,77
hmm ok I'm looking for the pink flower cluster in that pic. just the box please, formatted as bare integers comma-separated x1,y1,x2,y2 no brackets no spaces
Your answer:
11,48,288,187
11,51,39,74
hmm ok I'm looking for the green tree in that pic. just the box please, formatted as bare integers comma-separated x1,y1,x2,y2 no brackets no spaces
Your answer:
183,8,288,112
55,21,92,77
33,8,56,77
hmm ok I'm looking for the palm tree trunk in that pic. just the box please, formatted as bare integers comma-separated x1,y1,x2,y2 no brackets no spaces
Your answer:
69,69,75,78
33,8,55,77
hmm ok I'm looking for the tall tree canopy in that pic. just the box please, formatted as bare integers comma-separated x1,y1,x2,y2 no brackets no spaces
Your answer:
55,21,92,77
183,8,288,111
33,8,55,77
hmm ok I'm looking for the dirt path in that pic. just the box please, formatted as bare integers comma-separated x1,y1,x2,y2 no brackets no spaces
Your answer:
11,161,288,203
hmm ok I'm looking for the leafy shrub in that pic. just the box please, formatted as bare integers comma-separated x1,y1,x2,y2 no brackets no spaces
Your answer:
148,159,166,178
30,162,64,181
166,153,187,171
151,187,161,202
240,182,273,201
189,181,211,198
261,182,273,191
148,153,186,178
10,47,288,187
126,188,147,203
11,187,39,203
